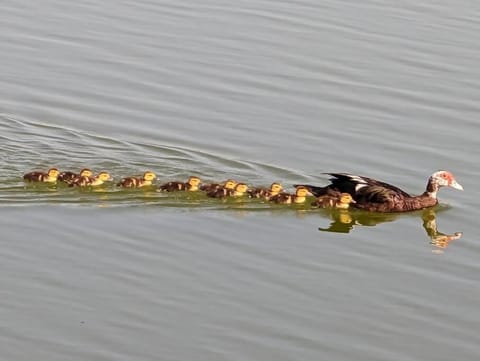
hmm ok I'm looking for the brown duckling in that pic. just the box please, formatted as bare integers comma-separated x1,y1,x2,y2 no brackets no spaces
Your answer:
200,179,237,193
270,186,311,204
157,176,201,192
23,168,60,183
207,182,248,198
69,171,113,187
248,182,283,200
58,168,93,183
312,192,356,209
117,171,157,188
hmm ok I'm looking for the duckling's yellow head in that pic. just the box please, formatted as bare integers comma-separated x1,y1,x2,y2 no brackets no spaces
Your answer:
234,183,248,193
295,186,310,197
224,179,237,190
339,193,356,204
143,171,157,182
270,182,283,193
97,172,113,182
188,176,201,186
48,168,60,178
79,168,93,177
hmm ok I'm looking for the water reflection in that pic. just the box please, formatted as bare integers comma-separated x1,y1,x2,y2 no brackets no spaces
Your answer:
318,208,462,250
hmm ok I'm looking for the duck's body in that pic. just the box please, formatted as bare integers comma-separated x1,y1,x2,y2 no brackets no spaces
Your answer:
117,171,156,188
23,168,60,183
69,172,112,187
312,191,356,209
58,169,93,183
270,186,311,204
248,182,283,200
157,176,201,192
207,183,248,198
296,171,463,213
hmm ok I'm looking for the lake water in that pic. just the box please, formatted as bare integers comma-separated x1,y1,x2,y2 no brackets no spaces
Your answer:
1,1,479,360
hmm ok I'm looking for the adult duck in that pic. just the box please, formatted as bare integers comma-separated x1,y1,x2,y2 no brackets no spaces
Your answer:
295,171,463,213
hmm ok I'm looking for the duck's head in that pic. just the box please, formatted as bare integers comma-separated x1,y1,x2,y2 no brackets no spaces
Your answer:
97,172,113,182
234,183,248,194
79,168,93,177
48,168,60,178
224,179,237,190
269,182,283,194
188,176,201,187
339,193,356,205
295,186,310,197
143,171,157,182
429,170,463,191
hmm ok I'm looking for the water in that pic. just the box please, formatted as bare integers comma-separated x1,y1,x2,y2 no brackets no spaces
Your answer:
1,1,479,360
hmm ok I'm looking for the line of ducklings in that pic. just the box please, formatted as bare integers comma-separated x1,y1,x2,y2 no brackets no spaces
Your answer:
23,167,356,209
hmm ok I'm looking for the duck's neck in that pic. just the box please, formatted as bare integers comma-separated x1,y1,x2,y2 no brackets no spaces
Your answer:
424,178,439,199
336,202,350,209
294,196,306,204
143,180,152,186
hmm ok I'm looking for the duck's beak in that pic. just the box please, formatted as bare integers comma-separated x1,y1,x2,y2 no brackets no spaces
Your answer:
450,180,464,190
350,198,357,204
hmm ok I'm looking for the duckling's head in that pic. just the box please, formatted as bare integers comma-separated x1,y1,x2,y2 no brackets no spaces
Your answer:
295,186,310,197
48,168,60,178
269,182,283,194
224,179,237,190
143,171,157,182
234,183,248,194
79,168,93,177
188,176,201,187
97,172,113,182
339,193,356,204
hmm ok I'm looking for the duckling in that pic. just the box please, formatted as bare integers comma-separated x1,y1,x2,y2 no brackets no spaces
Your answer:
58,168,93,183
157,176,201,192
312,192,356,209
117,171,157,188
248,182,283,200
23,168,60,183
200,179,237,193
270,186,311,204
69,171,113,187
207,182,248,198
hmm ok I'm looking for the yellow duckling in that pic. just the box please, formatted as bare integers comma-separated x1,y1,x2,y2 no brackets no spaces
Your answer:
117,171,157,188
23,168,60,183
248,182,283,200
207,182,247,198
312,192,356,209
200,179,237,193
157,176,202,192
270,186,311,204
69,171,113,187
58,168,93,183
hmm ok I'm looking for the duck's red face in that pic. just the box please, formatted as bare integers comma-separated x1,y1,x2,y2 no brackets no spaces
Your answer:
432,171,463,190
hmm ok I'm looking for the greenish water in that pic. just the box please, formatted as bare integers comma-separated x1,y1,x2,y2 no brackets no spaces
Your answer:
1,1,479,361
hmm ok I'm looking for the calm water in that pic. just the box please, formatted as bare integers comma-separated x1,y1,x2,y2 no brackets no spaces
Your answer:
1,1,480,360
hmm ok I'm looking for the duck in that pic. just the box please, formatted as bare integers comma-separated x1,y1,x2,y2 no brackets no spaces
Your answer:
270,186,311,204
23,168,60,183
248,182,283,200
58,168,93,183
201,179,237,193
207,182,248,198
312,191,356,209
116,171,157,188
69,171,113,187
295,170,463,213
157,176,201,192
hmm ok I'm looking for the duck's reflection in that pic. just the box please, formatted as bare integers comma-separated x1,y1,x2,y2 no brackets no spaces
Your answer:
318,208,462,250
